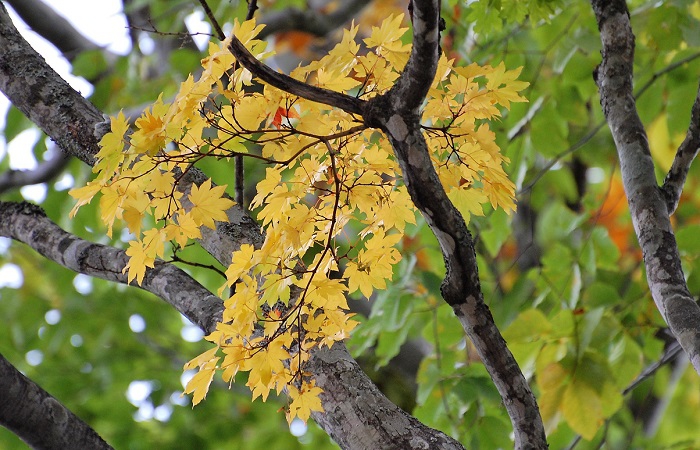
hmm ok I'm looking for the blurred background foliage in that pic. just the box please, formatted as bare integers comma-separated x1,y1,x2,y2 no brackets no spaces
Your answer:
1,0,700,448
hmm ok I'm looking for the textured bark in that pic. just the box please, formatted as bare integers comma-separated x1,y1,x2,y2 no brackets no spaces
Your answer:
362,1,547,448
0,352,113,450
0,201,224,334
591,0,700,373
308,344,463,450
0,3,102,166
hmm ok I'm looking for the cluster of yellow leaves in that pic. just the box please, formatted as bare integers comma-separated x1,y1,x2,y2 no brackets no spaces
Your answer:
69,15,527,423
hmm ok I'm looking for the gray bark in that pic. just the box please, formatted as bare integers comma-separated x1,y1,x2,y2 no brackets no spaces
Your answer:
590,0,700,374
0,352,113,450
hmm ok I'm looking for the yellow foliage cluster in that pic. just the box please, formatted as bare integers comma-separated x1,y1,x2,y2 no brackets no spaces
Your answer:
69,15,527,423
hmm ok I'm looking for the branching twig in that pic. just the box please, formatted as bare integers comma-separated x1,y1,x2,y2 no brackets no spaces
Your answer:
662,81,700,214
590,0,700,374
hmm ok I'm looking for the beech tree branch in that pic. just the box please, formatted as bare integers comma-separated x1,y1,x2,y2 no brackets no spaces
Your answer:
363,1,548,448
662,81,700,214
0,352,113,450
591,0,700,373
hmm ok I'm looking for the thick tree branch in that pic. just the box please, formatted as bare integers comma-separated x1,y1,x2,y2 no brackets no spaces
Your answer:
363,1,547,448
662,81,700,214
591,0,700,373
0,201,224,333
0,352,113,450
0,3,102,166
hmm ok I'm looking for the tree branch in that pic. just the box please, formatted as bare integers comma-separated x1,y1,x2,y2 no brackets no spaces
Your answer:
256,0,371,41
224,14,365,116
362,1,548,448
0,201,224,334
4,0,116,62
0,352,113,450
0,3,102,166
0,152,71,195
662,80,700,214
590,0,700,374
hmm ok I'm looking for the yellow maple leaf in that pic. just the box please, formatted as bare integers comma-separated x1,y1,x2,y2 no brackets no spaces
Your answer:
225,244,259,286
287,382,324,424
68,182,102,217
93,111,129,179
183,353,219,406
123,240,152,285
188,179,235,229
165,212,202,247
131,95,169,155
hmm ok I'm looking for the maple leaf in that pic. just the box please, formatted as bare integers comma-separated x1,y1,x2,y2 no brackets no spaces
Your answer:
287,382,324,424
123,240,153,285
131,95,169,155
225,244,259,285
183,350,219,406
188,179,235,229
99,185,124,237
92,111,129,180
271,106,300,128
68,182,102,217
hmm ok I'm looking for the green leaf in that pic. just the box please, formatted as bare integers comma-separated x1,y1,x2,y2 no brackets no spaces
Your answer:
562,378,602,440
582,282,621,308
503,308,552,342
3,105,32,143
676,224,700,254
479,208,510,257
71,50,108,80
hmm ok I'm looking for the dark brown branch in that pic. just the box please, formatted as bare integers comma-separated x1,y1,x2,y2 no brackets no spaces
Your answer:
662,80,700,214
590,0,700,373
363,0,547,448
0,352,113,450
